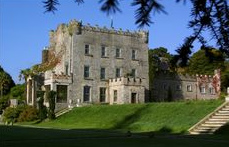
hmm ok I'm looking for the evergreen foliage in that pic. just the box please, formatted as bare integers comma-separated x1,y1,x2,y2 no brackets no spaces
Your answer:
0,65,15,97
37,91,47,121
187,48,225,75
47,90,56,120
42,0,229,60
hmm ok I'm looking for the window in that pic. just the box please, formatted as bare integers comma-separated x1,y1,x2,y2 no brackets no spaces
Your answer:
132,50,136,60
116,68,121,78
113,90,117,103
131,93,137,103
200,86,206,94
83,86,90,102
187,85,192,92
85,44,90,55
84,66,90,78
209,87,215,95
100,88,106,102
100,68,106,80
101,46,106,57
116,48,121,58
56,85,68,103
163,83,167,90
176,84,181,91
65,62,69,75
131,69,136,77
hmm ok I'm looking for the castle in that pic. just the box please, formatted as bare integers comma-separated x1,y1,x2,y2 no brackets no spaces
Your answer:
152,70,221,101
26,20,149,110
26,20,221,111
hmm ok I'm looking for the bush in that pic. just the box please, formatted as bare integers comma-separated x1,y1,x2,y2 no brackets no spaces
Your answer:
18,106,38,122
47,91,56,120
37,96,47,121
2,104,28,124
2,107,16,123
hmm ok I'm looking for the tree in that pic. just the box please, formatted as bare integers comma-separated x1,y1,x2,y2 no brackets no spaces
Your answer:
148,47,172,101
42,0,229,60
10,84,26,103
187,48,225,75
0,66,15,98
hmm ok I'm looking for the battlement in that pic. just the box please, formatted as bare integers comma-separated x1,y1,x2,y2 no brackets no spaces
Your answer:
51,19,148,40
109,77,145,86
154,69,220,82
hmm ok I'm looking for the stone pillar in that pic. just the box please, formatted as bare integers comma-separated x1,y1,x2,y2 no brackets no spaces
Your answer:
226,87,229,102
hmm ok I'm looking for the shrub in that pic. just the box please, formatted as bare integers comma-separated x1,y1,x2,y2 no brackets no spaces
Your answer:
47,91,56,120
37,96,47,121
17,106,38,122
2,104,26,124
2,107,16,124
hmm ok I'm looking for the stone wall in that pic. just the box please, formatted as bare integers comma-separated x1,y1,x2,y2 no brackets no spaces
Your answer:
43,20,149,108
152,70,221,101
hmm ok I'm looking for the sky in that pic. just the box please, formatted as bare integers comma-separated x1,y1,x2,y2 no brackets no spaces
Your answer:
0,0,215,84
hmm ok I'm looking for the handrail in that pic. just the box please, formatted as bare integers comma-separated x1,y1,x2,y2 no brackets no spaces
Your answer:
188,101,229,133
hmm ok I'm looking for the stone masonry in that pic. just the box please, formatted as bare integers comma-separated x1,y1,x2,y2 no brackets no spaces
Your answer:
40,20,149,110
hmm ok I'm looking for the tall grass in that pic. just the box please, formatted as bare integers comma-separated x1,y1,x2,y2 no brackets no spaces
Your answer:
37,100,223,133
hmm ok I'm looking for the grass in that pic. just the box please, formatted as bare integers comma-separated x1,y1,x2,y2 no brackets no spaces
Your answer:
1,125,229,147
2,100,228,147
34,100,223,133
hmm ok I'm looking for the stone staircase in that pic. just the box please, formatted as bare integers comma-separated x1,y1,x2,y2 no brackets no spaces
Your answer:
189,101,229,135
55,107,73,118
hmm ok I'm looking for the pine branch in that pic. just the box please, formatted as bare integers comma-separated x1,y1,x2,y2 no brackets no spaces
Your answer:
132,0,167,28
99,0,121,15
43,0,59,13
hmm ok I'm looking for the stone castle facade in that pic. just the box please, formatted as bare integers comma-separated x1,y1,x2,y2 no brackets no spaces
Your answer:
26,20,222,110
26,20,149,109
152,69,221,101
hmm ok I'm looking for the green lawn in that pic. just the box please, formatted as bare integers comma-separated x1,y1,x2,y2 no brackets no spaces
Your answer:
2,100,228,147
35,100,223,133
1,125,229,147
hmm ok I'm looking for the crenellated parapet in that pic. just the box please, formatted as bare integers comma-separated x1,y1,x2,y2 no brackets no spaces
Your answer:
109,77,145,86
49,19,149,43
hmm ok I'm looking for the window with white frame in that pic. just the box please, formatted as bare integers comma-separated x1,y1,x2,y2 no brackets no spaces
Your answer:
83,86,90,102
187,85,192,92
200,86,206,94
99,87,106,102
84,65,90,78
100,67,106,80
209,87,215,95
113,90,117,103
176,84,182,91
116,68,121,78
116,48,121,58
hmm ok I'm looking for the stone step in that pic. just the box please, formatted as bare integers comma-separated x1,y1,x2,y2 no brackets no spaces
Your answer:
190,131,213,135
214,113,229,116
204,120,227,124
201,123,224,127
221,108,229,111
211,115,229,119
208,118,229,122
193,128,215,133
217,110,229,114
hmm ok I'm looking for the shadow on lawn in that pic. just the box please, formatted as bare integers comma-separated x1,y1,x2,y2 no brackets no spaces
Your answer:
112,105,149,130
